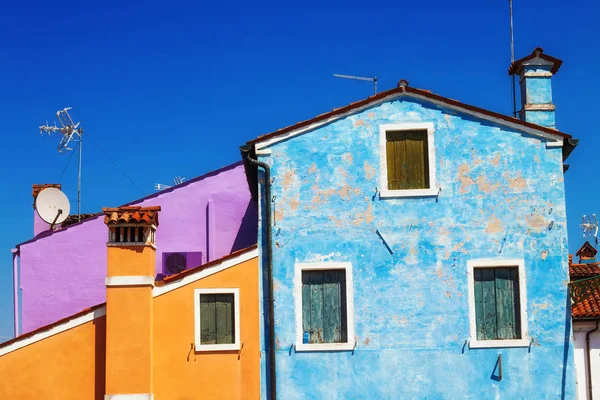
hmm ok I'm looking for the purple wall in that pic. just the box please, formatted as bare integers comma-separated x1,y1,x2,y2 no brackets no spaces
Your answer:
17,163,257,334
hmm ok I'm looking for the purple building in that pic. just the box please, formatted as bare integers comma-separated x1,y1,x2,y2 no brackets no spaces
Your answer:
11,162,257,335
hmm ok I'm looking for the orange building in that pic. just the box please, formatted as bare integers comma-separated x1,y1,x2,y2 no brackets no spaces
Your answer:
0,206,260,400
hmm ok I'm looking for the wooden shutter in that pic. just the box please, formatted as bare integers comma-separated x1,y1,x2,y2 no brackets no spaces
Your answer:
302,270,347,344
474,267,521,340
200,293,235,345
385,130,429,190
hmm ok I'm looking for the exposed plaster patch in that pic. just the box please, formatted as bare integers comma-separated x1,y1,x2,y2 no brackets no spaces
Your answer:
503,172,527,191
477,175,500,194
491,153,501,166
283,170,298,190
289,197,299,211
274,208,284,223
308,163,317,174
541,250,548,260
342,153,354,165
457,164,476,194
367,112,375,118
485,215,503,233
338,185,353,200
337,167,348,178
363,337,371,345
526,213,547,232
354,119,365,127
364,161,376,180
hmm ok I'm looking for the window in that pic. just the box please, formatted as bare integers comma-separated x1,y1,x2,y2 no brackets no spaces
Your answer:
194,288,240,351
467,259,529,348
379,122,437,198
295,262,355,351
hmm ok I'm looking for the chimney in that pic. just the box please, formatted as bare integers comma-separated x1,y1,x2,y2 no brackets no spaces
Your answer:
509,47,563,128
102,206,160,400
576,241,597,264
32,184,61,236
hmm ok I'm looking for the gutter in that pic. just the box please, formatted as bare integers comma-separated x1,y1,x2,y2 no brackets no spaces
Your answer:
240,144,276,400
586,320,599,400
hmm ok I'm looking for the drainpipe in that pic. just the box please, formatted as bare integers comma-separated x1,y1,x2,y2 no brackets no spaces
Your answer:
11,248,19,337
586,320,599,400
241,145,276,400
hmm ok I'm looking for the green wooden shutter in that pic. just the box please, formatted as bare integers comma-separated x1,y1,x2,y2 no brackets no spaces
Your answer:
200,293,235,345
386,130,429,190
302,270,347,344
474,267,521,341
200,294,217,344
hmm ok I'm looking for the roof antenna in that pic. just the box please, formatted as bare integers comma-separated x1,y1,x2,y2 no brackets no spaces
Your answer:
333,73,378,95
40,108,84,222
581,214,599,247
154,176,186,191
509,0,517,118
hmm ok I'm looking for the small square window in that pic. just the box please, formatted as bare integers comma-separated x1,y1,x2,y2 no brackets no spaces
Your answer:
194,288,240,351
468,259,529,348
295,262,355,351
379,123,437,198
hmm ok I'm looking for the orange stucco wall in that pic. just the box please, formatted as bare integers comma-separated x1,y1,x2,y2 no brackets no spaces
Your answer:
0,315,106,400
105,245,154,395
0,253,259,399
153,256,260,400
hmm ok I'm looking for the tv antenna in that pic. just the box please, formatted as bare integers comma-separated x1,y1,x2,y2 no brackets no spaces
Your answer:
35,187,70,227
581,214,599,246
154,176,186,191
333,73,378,95
39,108,83,221
509,0,517,118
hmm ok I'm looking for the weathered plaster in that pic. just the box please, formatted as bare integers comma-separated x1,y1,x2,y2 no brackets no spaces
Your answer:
18,163,257,333
258,96,575,398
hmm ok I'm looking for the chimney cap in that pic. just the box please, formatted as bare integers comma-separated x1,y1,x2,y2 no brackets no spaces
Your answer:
102,206,161,227
508,47,563,76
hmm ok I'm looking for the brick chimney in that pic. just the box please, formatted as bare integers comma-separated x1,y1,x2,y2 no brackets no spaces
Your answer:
32,184,61,236
102,206,160,400
509,47,562,128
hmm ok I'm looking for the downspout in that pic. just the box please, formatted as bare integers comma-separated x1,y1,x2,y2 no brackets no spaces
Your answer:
586,320,599,400
241,145,276,400
11,248,19,337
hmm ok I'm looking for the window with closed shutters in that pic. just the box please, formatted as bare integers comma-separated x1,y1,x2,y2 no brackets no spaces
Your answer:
385,130,430,190
301,270,348,344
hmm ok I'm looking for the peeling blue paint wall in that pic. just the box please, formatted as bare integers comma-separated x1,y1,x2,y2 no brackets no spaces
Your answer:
257,96,575,399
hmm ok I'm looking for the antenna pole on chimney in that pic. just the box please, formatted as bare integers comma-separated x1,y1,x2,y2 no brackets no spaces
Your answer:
509,0,517,118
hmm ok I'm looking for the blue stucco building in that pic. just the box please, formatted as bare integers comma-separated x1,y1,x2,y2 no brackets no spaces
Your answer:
242,47,579,399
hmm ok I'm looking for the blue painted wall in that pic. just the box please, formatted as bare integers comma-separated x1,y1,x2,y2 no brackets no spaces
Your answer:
256,93,575,399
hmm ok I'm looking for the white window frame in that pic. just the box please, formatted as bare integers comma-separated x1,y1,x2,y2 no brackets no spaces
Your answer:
467,258,529,348
378,122,437,198
194,288,241,351
294,262,355,352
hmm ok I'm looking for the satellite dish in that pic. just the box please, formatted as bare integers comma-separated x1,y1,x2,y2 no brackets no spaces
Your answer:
35,187,70,225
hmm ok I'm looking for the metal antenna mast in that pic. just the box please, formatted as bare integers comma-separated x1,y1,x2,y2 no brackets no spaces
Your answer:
509,0,517,118
581,214,599,246
40,108,84,221
333,73,378,95
154,176,186,191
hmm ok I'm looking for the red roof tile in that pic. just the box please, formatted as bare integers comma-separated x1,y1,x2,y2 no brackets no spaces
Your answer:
102,206,161,226
246,80,572,148
571,276,600,318
508,47,563,75
571,263,600,279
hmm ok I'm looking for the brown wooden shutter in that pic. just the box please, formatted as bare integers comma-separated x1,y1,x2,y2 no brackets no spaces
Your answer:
386,130,429,190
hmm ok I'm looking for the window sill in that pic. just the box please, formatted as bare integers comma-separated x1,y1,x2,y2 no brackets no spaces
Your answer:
295,342,355,352
379,188,439,198
194,343,240,352
469,338,530,349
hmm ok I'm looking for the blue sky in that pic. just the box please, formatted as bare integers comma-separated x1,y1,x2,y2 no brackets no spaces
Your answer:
0,0,597,339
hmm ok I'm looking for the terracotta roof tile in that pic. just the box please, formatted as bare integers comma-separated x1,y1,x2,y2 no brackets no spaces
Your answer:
571,263,600,279
102,206,161,226
60,213,101,228
571,276,600,318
